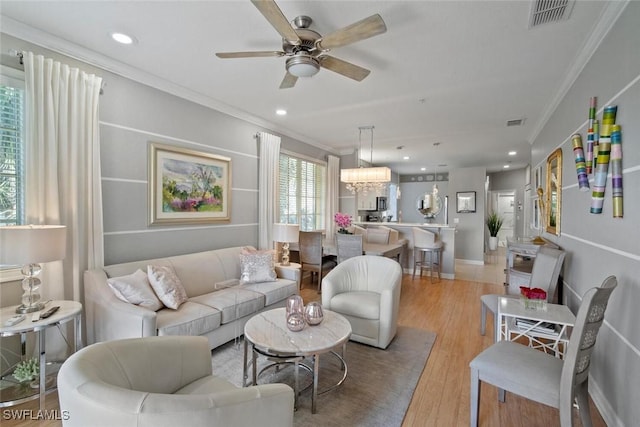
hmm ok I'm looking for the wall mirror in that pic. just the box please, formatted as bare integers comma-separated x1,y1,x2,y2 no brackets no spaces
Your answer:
545,148,562,235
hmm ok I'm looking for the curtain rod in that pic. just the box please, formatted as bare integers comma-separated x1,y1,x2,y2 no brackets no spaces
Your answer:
9,49,105,95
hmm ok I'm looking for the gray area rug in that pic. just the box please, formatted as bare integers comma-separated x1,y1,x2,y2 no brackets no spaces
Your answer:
211,326,436,427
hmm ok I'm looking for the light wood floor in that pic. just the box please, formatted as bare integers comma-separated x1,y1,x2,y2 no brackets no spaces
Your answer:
4,252,606,427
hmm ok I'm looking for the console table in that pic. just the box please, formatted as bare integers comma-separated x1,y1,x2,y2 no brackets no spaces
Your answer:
505,237,559,292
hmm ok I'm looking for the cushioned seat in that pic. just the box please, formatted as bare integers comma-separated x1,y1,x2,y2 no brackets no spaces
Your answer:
322,255,402,349
58,336,294,427
190,288,265,324
155,301,221,336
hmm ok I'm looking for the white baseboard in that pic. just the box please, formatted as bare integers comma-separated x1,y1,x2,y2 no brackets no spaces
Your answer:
589,375,623,427
401,268,454,280
455,258,484,266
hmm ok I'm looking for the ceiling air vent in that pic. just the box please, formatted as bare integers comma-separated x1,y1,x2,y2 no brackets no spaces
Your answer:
529,0,575,28
507,118,525,127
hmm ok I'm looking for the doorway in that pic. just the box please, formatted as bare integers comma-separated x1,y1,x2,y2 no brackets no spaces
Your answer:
489,190,515,247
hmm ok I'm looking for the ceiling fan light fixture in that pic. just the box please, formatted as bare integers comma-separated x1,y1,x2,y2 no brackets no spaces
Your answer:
286,54,320,77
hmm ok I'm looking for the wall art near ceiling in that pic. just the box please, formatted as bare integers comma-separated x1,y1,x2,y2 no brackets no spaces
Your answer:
148,142,231,225
456,191,476,213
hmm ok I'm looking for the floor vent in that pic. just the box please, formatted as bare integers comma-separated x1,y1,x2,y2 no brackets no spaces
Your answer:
529,0,575,28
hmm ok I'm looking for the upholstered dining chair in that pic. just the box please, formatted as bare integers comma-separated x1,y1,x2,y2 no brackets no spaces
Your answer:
298,231,336,292
480,246,566,337
58,336,294,427
335,233,364,264
470,275,617,427
322,255,402,349
365,227,391,244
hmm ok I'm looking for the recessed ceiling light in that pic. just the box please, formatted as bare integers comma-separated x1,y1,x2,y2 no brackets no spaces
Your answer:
403,156,410,160
276,109,287,116
508,151,517,156
420,167,426,171
504,164,510,169
111,32,135,45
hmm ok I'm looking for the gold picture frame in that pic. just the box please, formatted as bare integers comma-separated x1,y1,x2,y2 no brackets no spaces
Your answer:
545,148,562,236
149,142,231,225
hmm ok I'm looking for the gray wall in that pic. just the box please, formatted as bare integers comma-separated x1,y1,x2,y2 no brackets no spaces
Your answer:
448,167,486,263
397,180,449,225
530,3,640,425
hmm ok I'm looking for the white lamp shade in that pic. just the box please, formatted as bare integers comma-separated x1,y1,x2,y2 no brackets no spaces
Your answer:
340,167,391,183
272,223,299,243
0,225,67,265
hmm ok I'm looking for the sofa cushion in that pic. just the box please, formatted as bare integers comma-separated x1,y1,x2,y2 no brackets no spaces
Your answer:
190,288,265,324
148,265,188,309
241,279,297,306
329,291,380,319
156,301,221,336
107,269,164,311
239,248,277,284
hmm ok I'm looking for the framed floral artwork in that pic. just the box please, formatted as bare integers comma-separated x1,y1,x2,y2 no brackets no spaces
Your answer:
148,142,231,225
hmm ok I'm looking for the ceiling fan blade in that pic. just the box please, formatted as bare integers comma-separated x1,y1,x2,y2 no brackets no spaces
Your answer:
216,51,284,59
317,14,387,50
319,56,371,81
251,0,301,45
280,72,298,89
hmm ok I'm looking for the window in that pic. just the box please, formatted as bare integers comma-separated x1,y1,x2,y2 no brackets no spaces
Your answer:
0,68,25,227
278,152,326,231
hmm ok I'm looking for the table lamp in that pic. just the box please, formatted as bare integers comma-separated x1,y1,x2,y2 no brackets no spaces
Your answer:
0,225,67,313
272,223,299,266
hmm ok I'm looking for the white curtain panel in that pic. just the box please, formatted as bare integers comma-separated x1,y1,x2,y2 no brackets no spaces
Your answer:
257,132,281,250
325,155,340,240
23,52,104,304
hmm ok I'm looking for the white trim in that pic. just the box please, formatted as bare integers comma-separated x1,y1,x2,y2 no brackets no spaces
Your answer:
1,16,337,155
102,177,147,185
563,164,640,190
527,1,630,144
339,195,356,200
562,233,640,262
280,148,327,166
455,259,484,266
589,377,624,427
100,121,258,159
0,64,24,88
104,223,257,236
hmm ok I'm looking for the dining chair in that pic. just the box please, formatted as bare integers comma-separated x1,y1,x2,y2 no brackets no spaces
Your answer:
366,227,390,244
298,231,336,293
480,246,566,337
470,275,617,427
412,228,443,282
335,233,364,264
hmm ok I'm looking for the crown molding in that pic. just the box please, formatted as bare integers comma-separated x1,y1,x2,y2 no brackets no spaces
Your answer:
0,15,338,155
527,0,630,144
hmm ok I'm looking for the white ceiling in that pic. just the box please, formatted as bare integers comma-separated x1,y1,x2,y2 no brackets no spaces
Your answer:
0,1,615,174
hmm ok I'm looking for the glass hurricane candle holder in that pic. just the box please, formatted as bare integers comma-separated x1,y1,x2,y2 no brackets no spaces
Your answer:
286,295,304,317
286,312,306,332
304,302,324,326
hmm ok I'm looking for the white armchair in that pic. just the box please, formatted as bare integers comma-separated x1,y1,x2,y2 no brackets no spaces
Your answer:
321,255,402,349
58,336,294,427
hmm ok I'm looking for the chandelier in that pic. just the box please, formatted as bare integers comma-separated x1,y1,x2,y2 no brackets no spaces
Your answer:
340,126,391,194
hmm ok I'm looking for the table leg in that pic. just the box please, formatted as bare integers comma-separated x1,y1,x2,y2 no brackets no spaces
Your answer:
38,329,45,410
294,359,299,410
75,314,83,350
312,353,319,414
252,347,258,387
242,339,248,387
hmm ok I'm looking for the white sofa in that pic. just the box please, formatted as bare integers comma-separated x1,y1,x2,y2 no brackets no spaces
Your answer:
58,335,294,427
84,246,300,349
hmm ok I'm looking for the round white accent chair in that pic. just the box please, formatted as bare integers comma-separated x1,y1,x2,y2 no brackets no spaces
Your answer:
57,336,294,427
321,255,402,349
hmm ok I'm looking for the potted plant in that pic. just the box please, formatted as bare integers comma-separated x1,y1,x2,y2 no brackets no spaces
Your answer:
486,212,503,250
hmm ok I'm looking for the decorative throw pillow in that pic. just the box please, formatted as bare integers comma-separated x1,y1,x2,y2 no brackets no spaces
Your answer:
239,248,277,284
147,265,188,310
107,269,164,311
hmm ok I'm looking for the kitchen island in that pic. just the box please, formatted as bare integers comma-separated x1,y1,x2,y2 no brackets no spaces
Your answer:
355,222,456,279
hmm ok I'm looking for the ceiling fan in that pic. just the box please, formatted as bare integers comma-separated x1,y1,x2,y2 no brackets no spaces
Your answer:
215,0,387,89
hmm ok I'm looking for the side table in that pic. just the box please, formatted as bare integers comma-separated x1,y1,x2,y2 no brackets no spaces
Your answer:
0,300,82,410
275,262,302,290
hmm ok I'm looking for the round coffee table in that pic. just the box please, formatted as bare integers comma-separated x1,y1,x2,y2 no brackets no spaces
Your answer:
243,307,351,413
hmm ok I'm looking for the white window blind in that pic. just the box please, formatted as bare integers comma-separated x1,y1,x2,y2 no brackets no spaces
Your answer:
278,153,326,231
0,80,24,227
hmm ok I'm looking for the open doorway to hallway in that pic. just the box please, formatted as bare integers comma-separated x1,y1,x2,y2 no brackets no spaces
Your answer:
489,190,515,247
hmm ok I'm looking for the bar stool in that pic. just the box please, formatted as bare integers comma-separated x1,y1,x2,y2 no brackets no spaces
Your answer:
412,228,443,282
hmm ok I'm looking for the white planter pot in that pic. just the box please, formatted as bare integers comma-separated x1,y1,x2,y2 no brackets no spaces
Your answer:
488,236,498,251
